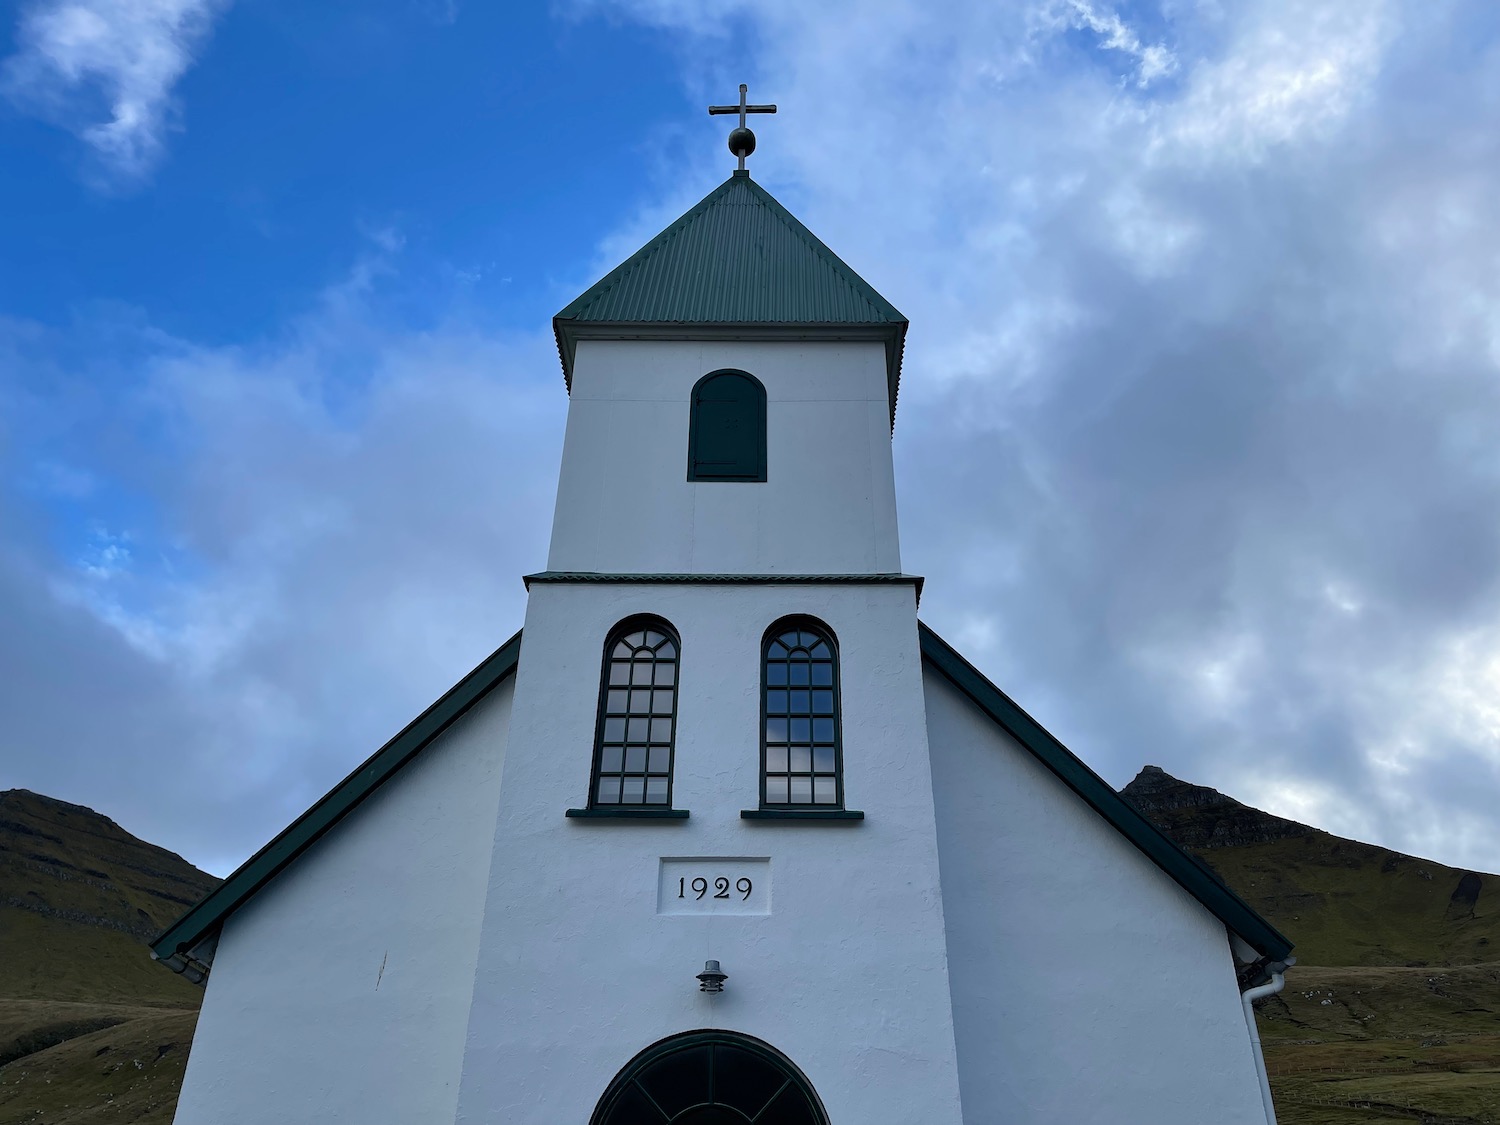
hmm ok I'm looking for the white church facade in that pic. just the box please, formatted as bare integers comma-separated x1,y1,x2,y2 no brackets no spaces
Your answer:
153,112,1294,1125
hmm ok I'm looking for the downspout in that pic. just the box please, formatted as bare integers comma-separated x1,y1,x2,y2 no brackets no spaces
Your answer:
1241,956,1294,1125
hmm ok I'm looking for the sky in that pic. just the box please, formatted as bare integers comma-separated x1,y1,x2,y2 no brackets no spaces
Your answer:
3,0,1500,878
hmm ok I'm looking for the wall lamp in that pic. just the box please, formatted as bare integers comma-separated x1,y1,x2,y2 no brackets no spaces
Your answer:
697,960,728,993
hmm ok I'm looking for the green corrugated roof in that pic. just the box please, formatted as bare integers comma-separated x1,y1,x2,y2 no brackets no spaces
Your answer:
554,171,908,426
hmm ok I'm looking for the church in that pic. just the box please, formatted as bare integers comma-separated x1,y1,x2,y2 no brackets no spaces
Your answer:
152,90,1294,1125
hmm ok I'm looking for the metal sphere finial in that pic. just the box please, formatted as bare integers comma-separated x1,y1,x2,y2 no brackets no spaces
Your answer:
727,127,756,159
708,83,777,172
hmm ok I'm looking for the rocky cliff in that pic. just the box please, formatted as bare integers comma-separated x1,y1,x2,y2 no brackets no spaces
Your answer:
1121,763,1313,849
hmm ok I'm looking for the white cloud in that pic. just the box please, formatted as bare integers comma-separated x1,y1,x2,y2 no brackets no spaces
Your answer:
1,0,232,185
6,0,1500,881
0,249,564,872
1037,0,1179,87
585,0,1500,871
1160,0,1394,161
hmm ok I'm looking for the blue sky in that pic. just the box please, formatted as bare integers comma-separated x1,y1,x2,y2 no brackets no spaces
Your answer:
5,0,1500,878
0,3,730,339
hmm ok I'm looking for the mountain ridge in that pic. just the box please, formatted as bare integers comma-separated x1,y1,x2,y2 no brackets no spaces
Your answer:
1122,763,1314,849
0,787,218,1006
1120,765,1497,968
0,788,218,1124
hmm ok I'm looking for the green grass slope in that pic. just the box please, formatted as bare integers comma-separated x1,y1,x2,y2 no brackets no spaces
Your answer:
1123,767,1500,1123
0,1002,198,1125
1122,765,1498,968
1205,836,1497,968
1261,964,1500,1124
0,790,218,1005
0,790,216,1124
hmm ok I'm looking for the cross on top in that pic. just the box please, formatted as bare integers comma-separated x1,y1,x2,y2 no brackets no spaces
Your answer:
709,83,777,172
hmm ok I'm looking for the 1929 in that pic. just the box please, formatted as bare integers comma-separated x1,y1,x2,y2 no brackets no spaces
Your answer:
678,876,753,901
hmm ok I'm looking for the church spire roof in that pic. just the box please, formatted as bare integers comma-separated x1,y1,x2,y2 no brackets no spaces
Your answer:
553,172,909,425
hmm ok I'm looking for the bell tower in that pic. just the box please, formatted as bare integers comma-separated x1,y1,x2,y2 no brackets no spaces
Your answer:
455,91,965,1124
544,165,908,577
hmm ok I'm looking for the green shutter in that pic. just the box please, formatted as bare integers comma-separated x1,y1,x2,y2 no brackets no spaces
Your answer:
689,371,766,481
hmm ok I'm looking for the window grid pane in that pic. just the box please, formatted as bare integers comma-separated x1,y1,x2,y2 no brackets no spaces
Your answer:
591,622,679,807
762,623,841,807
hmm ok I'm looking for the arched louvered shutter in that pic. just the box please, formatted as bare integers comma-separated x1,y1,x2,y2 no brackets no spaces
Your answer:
688,370,766,481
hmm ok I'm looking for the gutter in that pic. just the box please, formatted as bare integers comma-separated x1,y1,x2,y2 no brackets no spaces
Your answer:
151,932,218,986
1241,956,1294,1125
151,948,212,986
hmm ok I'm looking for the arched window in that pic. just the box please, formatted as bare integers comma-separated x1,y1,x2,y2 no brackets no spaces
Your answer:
590,618,679,807
590,1030,829,1125
687,369,766,482
761,618,842,808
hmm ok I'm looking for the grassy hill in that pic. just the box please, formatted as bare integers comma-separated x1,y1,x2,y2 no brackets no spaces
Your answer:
1258,964,1500,1124
1122,764,1499,967
1123,766,1500,1124
0,789,218,1124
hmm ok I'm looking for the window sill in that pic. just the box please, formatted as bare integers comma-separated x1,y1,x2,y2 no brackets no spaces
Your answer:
566,807,689,820
740,809,864,822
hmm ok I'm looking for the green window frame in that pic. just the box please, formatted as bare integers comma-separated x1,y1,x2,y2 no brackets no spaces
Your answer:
687,369,767,482
588,617,680,808
760,617,843,809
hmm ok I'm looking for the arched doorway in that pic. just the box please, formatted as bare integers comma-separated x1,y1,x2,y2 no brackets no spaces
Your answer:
590,1030,829,1125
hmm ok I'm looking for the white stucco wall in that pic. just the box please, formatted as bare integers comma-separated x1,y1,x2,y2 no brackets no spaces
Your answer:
547,339,902,575
455,582,965,1125
922,669,1268,1125
173,679,515,1125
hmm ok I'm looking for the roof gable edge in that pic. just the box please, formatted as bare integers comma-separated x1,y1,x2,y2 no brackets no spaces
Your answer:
917,621,1293,961
150,630,523,965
